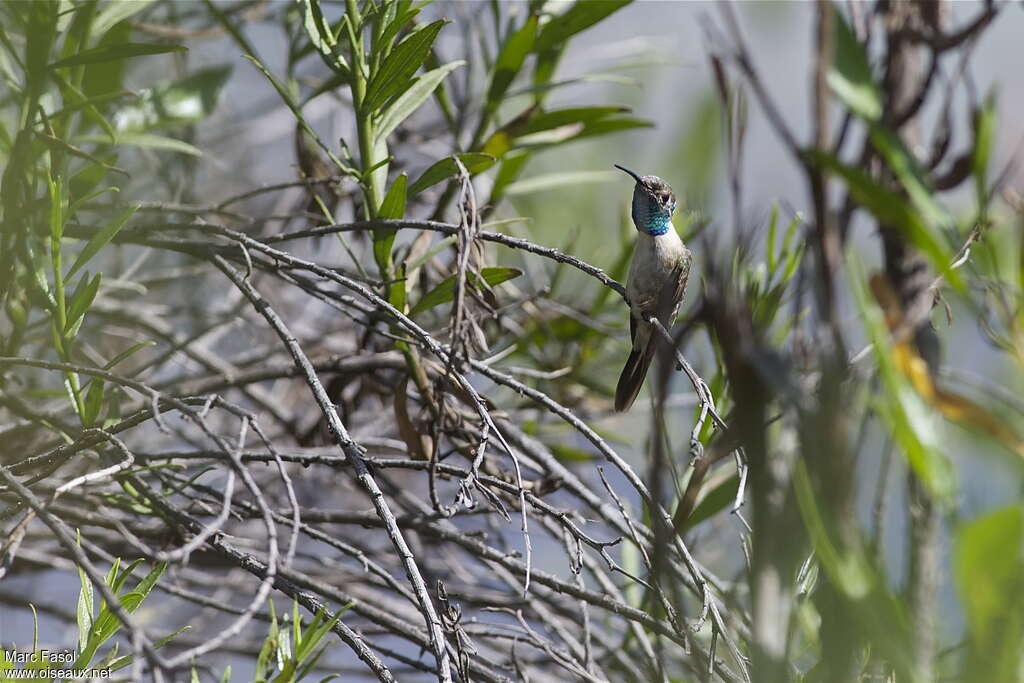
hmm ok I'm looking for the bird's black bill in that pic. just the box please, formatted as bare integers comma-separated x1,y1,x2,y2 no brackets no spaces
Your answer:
613,163,642,183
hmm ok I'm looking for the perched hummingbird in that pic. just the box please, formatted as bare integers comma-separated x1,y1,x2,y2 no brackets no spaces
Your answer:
613,164,692,412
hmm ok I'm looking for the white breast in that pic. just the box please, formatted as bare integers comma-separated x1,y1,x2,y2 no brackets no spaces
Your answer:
625,230,686,313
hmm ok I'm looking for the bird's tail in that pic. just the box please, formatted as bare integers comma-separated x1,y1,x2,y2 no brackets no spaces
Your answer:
614,339,656,412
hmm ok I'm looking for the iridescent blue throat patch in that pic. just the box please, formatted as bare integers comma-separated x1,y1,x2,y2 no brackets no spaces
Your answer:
644,213,673,236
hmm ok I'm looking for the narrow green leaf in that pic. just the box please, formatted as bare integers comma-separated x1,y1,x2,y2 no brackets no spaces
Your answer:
805,150,957,288
37,131,126,175
93,0,159,39
81,17,131,99
408,153,496,195
82,376,104,427
104,341,156,370
25,0,59,86
76,559,94,654
548,444,594,463
682,474,740,531
364,20,447,111
123,131,203,156
570,116,652,141
489,150,530,203
109,625,190,672
867,125,950,236
378,1,421,50
766,203,779,271
66,205,137,280
534,0,630,54
973,90,997,210
50,42,186,69
486,15,538,110
49,174,65,245
51,70,118,141
375,60,464,142
70,153,120,200
299,0,335,53
410,267,521,315
298,0,349,74
519,106,628,136
847,253,956,501
378,174,407,220
503,169,618,196
66,271,102,332
131,561,167,604
374,174,407,277
828,7,881,120
69,186,119,219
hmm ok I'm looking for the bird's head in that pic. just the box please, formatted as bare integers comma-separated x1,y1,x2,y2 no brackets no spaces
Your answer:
614,164,677,236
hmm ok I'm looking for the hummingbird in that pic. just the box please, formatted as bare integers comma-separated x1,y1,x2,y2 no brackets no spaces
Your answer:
613,164,692,412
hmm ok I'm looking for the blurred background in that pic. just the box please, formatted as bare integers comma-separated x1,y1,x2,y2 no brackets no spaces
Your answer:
2,1,1023,681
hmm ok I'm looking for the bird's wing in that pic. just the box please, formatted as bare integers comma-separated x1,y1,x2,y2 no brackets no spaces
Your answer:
655,248,692,330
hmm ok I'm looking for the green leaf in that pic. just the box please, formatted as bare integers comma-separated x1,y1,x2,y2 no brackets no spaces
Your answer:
111,558,143,594
109,625,191,672
50,42,187,69
104,341,156,370
956,505,1023,641
48,174,65,245
502,170,618,196
374,174,407,278
847,254,955,501
66,205,137,280
299,0,335,53
113,66,232,132
805,150,957,289
867,125,950,238
973,90,997,210
70,153,119,200
489,150,530,203
548,443,594,463
36,131,126,175
25,1,59,87
65,271,102,333
76,558,94,654
682,474,739,531
79,131,203,156
375,60,464,142
519,106,628,136
130,559,166,603
486,15,538,111
378,1,422,50
81,18,131,98
828,8,956,280
408,153,496,196
410,267,521,315
378,174,407,220
69,186,119,219
93,0,159,39
955,505,1024,680
570,116,652,141
299,0,350,75
766,204,779,271
534,0,630,54
52,71,118,140
828,7,881,121
83,377,105,427
364,19,447,111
